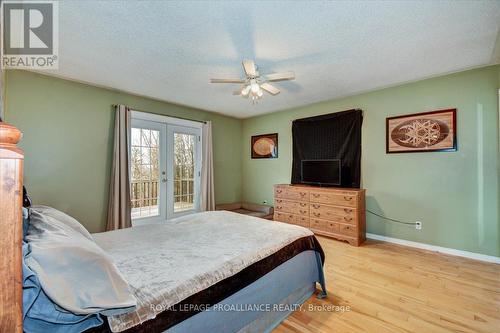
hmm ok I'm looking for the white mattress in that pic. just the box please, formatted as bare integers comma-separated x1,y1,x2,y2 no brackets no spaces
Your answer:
92,211,313,332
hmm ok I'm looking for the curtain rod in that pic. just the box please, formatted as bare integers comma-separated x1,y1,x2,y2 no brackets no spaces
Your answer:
114,105,207,124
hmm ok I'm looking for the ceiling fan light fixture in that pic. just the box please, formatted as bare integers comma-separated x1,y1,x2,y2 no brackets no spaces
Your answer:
250,82,260,94
210,59,295,105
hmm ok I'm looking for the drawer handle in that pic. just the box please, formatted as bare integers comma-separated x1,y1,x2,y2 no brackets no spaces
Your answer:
277,206,283,210
344,217,353,222
277,199,282,203
313,212,321,217
300,192,307,197
344,196,353,201
312,193,320,198
300,203,307,207
345,226,350,230
276,189,282,194
300,210,307,214
344,208,353,213
289,215,293,218
312,204,320,209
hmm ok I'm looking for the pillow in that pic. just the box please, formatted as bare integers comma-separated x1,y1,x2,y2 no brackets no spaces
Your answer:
29,205,93,241
25,208,137,315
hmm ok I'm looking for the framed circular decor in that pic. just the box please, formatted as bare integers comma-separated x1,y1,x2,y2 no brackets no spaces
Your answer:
251,133,278,158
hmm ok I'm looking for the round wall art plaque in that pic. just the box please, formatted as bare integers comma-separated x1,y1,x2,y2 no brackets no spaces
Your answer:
251,133,278,158
253,138,275,155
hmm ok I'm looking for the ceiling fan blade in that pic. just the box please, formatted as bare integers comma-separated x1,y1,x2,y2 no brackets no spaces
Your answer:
242,60,256,77
210,78,245,83
261,83,280,95
265,71,295,81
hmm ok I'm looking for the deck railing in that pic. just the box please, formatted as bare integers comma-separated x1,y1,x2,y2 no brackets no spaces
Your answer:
131,180,158,208
130,178,195,210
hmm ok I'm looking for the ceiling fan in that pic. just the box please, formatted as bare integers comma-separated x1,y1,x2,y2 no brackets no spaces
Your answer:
210,60,295,103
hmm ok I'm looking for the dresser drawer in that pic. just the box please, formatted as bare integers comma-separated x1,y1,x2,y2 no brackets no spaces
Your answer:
295,216,310,228
310,191,357,207
338,224,358,237
274,187,309,201
310,218,327,233
274,212,309,228
274,212,295,224
274,199,309,216
310,203,357,224
310,218,339,234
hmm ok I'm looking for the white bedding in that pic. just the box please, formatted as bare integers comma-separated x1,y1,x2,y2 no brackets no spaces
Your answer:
92,211,313,332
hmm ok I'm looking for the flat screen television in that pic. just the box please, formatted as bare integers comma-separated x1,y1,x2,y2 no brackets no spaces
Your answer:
301,159,341,186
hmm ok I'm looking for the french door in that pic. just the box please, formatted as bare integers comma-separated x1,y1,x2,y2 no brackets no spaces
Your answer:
130,117,201,225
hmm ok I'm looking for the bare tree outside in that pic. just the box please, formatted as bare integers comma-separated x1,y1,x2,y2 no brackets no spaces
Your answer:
131,128,159,218
173,133,195,212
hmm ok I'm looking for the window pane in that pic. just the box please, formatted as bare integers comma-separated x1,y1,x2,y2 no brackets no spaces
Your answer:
151,131,159,147
150,147,158,175
140,164,151,180
174,180,180,196
141,129,150,147
141,147,151,165
131,128,141,146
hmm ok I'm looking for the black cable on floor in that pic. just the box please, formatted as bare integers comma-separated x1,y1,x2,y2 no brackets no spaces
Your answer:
367,209,417,225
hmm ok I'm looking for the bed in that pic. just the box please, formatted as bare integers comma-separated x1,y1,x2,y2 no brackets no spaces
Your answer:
0,122,326,333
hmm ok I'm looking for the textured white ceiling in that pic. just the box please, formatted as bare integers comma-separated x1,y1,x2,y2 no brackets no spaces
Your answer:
43,1,500,118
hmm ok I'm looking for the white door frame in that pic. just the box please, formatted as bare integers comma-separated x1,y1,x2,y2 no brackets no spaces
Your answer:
167,125,202,219
130,111,203,223
131,111,204,130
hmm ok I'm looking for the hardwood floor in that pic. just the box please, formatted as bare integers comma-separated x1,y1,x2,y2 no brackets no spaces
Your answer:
274,236,500,333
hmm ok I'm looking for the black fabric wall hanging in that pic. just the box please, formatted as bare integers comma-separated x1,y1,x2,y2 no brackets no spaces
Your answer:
291,109,363,188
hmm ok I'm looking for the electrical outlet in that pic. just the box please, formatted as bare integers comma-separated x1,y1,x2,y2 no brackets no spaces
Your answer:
415,221,422,230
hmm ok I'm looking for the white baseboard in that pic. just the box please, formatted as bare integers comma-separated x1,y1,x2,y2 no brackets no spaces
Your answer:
366,233,500,264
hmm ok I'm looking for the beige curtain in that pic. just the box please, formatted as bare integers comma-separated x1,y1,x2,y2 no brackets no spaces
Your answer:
200,121,215,211
106,105,132,230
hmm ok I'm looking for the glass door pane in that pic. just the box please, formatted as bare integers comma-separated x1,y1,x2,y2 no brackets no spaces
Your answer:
167,125,201,218
173,133,196,213
130,120,167,223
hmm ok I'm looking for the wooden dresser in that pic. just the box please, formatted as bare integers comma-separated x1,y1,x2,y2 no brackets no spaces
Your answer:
273,184,366,246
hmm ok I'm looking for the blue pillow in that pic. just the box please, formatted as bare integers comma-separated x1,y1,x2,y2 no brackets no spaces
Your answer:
22,242,104,333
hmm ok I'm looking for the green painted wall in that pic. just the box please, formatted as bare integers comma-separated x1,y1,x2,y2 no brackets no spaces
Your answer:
5,70,242,232
242,65,500,257
5,66,500,256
